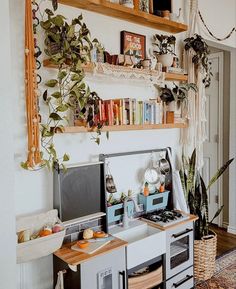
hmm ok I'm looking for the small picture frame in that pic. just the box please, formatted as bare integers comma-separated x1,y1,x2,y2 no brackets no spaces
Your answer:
120,31,146,60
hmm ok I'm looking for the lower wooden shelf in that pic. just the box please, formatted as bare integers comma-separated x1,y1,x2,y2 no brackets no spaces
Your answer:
128,266,163,289
57,123,187,133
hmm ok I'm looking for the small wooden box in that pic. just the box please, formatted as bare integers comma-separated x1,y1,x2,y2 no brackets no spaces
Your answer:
166,111,174,124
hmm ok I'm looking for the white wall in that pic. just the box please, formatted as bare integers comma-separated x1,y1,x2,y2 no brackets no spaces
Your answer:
0,1,16,289
12,2,183,288
7,0,236,288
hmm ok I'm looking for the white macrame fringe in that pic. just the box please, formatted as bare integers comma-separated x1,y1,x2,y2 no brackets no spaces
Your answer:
181,0,207,169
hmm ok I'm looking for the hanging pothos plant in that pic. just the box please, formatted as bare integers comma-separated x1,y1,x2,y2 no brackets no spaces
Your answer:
39,9,104,170
184,34,212,88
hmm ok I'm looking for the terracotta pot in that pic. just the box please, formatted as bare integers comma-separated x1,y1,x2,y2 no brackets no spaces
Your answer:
162,10,170,19
158,54,173,67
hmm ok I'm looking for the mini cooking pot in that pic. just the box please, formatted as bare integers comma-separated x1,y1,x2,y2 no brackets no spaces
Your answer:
159,157,170,175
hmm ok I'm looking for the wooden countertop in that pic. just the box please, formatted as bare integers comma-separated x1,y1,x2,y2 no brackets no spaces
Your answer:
54,236,127,266
141,212,198,231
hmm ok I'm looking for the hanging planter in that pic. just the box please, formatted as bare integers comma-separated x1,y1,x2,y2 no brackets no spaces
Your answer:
184,34,212,87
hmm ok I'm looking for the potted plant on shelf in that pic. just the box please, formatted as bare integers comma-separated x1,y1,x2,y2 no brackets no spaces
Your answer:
155,83,197,123
184,34,212,88
153,34,176,67
180,149,234,281
172,82,197,118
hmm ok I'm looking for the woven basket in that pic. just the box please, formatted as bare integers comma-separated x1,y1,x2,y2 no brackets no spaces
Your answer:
194,231,217,281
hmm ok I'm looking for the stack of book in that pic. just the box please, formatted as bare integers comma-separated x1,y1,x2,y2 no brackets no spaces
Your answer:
75,98,165,126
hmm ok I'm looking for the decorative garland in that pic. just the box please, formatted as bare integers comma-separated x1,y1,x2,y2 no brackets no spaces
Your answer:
22,0,43,170
198,10,236,42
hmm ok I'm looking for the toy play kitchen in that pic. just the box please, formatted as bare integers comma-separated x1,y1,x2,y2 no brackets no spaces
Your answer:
52,148,197,289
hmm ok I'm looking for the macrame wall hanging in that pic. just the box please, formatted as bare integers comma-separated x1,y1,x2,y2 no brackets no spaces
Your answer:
182,0,235,168
181,0,207,169
24,0,42,169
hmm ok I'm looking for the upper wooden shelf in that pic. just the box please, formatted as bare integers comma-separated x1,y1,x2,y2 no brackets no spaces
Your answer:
58,0,188,33
58,123,188,134
43,60,188,82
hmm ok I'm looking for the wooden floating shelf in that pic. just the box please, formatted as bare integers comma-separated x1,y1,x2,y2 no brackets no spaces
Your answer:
58,123,188,133
58,0,188,33
165,73,188,82
43,60,188,82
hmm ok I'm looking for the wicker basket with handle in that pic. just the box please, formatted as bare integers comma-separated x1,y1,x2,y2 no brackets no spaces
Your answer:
194,231,217,281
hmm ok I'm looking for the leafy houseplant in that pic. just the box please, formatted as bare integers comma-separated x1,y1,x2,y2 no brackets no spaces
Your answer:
172,83,197,109
107,191,132,207
180,149,234,240
155,83,197,110
184,34,212,88
180,149,233,280
153,34,176,67
39,10,104,169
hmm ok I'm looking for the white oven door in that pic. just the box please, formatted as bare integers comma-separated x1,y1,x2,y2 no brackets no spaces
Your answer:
165,222,194,280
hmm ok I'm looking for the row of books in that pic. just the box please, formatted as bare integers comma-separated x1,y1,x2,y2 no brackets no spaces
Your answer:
97,98,164,126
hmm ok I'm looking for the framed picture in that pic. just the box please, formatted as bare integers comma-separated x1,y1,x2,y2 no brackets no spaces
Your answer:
120,31,146,60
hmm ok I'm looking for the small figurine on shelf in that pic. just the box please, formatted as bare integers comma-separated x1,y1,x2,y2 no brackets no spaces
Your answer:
139,0,149,12
121,0,134,8
143,182,150,196
176,8,184,23
90,41,105,63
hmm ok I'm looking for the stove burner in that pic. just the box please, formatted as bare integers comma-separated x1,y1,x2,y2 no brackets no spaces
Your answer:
143,209,184,224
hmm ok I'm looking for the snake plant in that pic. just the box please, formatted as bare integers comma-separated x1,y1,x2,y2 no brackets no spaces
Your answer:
180,149,234,240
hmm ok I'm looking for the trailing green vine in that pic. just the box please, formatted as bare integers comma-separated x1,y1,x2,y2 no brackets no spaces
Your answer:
39,9,104,170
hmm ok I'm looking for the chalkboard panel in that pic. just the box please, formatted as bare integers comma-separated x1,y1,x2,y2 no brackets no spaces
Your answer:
53,163,105,222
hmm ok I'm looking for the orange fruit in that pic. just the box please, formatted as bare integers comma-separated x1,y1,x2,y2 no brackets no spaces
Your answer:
39,229,52,237
77,240,89,249
93,231,106,238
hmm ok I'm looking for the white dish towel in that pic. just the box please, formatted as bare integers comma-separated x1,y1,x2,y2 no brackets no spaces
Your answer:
55,270,66,289
167,148,189,213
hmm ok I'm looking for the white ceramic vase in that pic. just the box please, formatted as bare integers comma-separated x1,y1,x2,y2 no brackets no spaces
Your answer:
158,54,173,67
167,101,176,112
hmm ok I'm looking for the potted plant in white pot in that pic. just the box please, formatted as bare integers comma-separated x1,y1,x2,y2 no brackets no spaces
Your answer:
153,34,176,68
155,83,197,123
180,149,234,281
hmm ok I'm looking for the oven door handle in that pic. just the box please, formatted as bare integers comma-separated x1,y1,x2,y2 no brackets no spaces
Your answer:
173,274,193,288
119,270,126,289
172,228,193,238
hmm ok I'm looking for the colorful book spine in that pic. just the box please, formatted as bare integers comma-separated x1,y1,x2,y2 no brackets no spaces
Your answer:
90,98,165,127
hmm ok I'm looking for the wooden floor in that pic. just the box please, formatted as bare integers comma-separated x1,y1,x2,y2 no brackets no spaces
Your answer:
210,225,236,257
